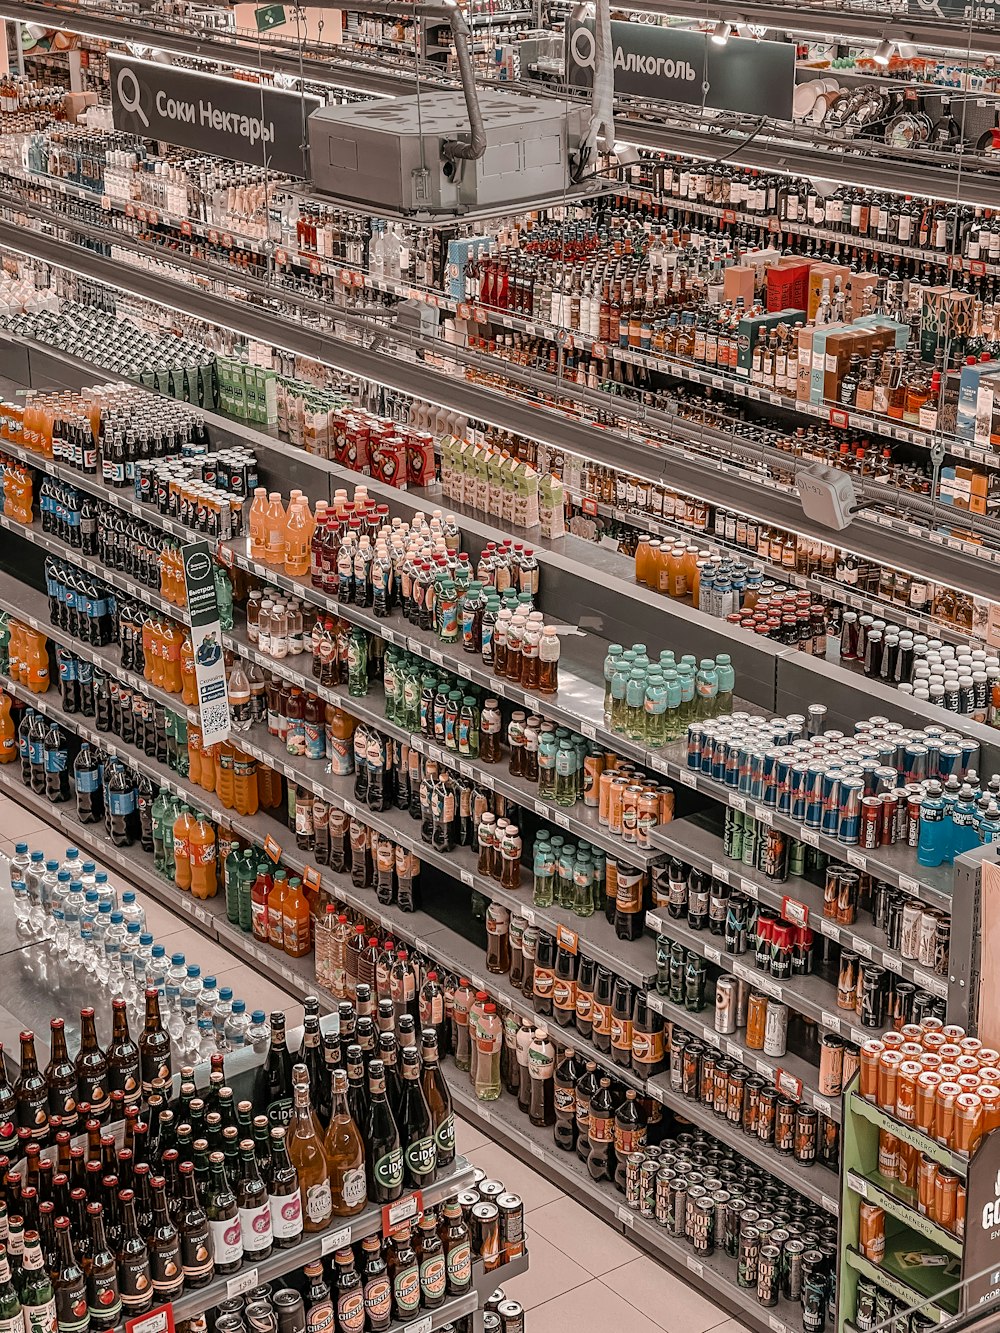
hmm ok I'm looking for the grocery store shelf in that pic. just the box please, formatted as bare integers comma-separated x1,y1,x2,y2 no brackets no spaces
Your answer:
846,1169,961,1258
847,1092,968,1177
647,815,951,1002
447,1076,808,1333
844,1247,955,1322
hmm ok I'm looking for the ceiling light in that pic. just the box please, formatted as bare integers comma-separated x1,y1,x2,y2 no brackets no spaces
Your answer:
711,19,731,45
896,39,919,59
873,38,894,65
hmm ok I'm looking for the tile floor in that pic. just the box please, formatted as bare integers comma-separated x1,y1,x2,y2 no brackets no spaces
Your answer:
0,791,749,1333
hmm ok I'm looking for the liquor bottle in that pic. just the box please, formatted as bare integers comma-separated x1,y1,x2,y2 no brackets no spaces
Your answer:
15,1034,48,1146
177,1161,214,1287
398,1048,436,1190
52,1216,87,1333
235,1139,271,1261
420,1030,454,1169
204,1152,242,1274
332,1248,365,1333
107,1001,141,1110
324,1070,366,1218
255,1013,293,1128
0,1244,20,1333
139,990,172,1095
19,1231,56,1333
287,1066,332,1231
360,1235,392,1332
365,1061,402,1205
76,1009,111,1123
438,1199,472,1296
267,1127,303,1248
146,1179,183,1303
44,1020,78,1132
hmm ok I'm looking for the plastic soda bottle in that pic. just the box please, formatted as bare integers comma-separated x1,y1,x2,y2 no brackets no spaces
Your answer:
189,814,217,899
173,804,194,890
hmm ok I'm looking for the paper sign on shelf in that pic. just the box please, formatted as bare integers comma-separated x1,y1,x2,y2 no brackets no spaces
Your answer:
125,1305,175,1333
181,540,231,745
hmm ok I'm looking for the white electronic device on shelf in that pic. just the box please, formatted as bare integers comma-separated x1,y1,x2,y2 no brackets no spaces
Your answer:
796,464,859,531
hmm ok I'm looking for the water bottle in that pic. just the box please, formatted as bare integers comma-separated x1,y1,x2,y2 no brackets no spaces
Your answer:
80,861,97,895
246,1009,271,1054
165,952,186,1012
133,932,154,991
59,846,82,883
120,923,141,1006
12,879,32,941
224,999,250,1049
50,869,72,928
212,987,233,1046
64,880,85,964
94,870,116,911
40,859,59,914
147,944,167,996
11,843,30,884
104,911,127,998
120,891,145,931
51,906,69,958
91,900,112,981
196,1016,217,1061
197,976,219,1027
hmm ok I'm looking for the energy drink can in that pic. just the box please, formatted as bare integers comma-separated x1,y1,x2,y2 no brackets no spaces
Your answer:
757,1244,780,1307
715,977,737,1034
738,1228,761,1288
860,796,882,849
839,779,864,844
804,764,825,829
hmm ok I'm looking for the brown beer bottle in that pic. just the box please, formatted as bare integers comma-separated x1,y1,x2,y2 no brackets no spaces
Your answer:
15,1033,48,1145
360,1234,392,1331
439,1199,472,1295
420,1030,454,1168
146,1178,183,1302
415,1213,446,1310
85,1203,122,1330
177,1161,214,1287
610,977,634,1069
323,1070,366,1218
52,1215,87,1333
139,991,172,1096
44,1021,78,1132
107,1001,141,1110
76,1010,110,1124
552,944,578,1029
117,1189,153,1316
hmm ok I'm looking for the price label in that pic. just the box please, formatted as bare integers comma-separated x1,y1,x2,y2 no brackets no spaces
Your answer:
125,1305,175,1333
812,1096,833,1118
769,1319,787,1333
686,1256,704,1277
618,1205,635,1228
227,1268,259,1297
646,912,664,934
383,1190,422,1233
704,1028,721,1049
730,795,747,813
534,799,549,819
678,769,698,788
829,407,850,429
710,862,730,885
898,875,920,895
309,257,322,276
775,1068,804,1101
207,227,219,244
757,976,783,1000
429,649,445,667
755,806,773,826
409,1317,433,1333
800,826,820,848
263,834,282,864
846,849,867,871
782,896,809,928
180,219,192,237
520,906,535,925
556,924,579,955
820,920,841,943
755,1058,772,1079
343,801,357,817
303,866,322,893
704,944,721,964
554,811,571,830
850,1172,868,1199
821,1011,841,1032
321,1225,352,1255
740,878,758,901
821,1194,839,1216
581,721,597,738
854,938,873,959
460,869,474,886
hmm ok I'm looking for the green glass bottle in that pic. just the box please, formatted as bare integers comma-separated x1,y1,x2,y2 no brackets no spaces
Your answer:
0,1244,20,1333
18,1232,55,1333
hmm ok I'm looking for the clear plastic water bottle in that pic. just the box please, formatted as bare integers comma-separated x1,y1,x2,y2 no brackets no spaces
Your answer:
120,923,141,1007
212,987,233,1046
180,964,201,1032
94,870,116,912
197,975,219,1027
65,880,86,964
246,1009,271,1054
132,932,154,991
59,846,82,884
50,869,71,926
147,943,167,996
120,891,145,931
12,879,32,940
40,859,59,914
10,843,30,884
25,850,46,936
91,902,112,984
80,860,97,896
224,998,250,1049
196,1016,217,1061
104,910,126,975
51,906,69,958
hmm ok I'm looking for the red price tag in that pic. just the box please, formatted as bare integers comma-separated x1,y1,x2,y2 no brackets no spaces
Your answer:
215,541,235,569
180,220,192,238
591,341,607,360
125,202,135,218
556,924,579,955
303,865,322,893
782,896,809,929
767,216,781,234
949,254,964,271
970,259,987,276
339,269,353,285
775,1068,803,1101
722,209,736,224
308,257,321,276
457,302,471,320
828,407,849,429
581,496,598,517
148,209,158,226
222,233,233,249
382,1189,422,1234
640,191,653,206
473,306,486,322
263,834,282,864
126,1305,176,1333
136,207,147,223
208,228,219,245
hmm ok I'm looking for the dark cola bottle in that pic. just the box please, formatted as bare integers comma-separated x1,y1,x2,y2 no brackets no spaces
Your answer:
553,1048,585,1153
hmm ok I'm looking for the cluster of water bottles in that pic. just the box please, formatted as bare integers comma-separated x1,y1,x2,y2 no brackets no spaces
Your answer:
7,841,274,1059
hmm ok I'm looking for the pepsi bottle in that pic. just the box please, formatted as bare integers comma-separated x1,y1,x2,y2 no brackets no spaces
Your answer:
93,670,111,733
18,708,34,785
44,722,70,803
44,557,60,625
57,649,79,714
28,712,47,794
108,764,139,847
137,775,155,853
80,499,98,556
74,744,103,824
77,659,95,717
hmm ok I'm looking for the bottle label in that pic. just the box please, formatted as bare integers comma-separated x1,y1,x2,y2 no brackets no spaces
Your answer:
446,1240,472,1291
47,1083,77,1120
611,1017,633,1051
306,1299,334,1333
404,1135,437,1181
554,1085,576,1114
341,1167,367,1212
589,1113,614,1144
55,1277,89,1333
591,1001,611,1035
553,979,577,1012
303,1179,333,1226
16,1088,48,1138
119,1252,154,1307
533,965,554,999
420,1254,447,1302
87,1269,122,1323
23,1297,57,1333
238,1201,272,1253
615,1125,647,1155
110,1057,141,1103
632,1030,665,1066
269,1191,303,1240
267,1097,294,1129
393,1264,420,1315
140,1046,171,1093
209,1215,244,1267
180,1222,215,1280
109,789,136,815
77,1069,110,1116
363,1276,391,1325
75,768,100,793
576,991,593,1023
434,1112,455,1158
336,1290,365,1333
374,1147,404,1193
150,1236,182,1291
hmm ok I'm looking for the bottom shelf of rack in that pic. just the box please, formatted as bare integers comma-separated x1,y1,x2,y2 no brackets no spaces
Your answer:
844,1246,958,1322
447,1074,805,1333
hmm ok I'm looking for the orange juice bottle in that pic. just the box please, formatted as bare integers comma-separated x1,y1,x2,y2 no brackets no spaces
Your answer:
267,868,288,948
634,535,650,586
173,805,194,890
0,694,15,764
264,493,287,566
188,724,203,788
249,487,269,561
284,498,310,578
180,634,197,706
189,815,217,899
233,748,259,816
281,877,311,957
215,740,235,809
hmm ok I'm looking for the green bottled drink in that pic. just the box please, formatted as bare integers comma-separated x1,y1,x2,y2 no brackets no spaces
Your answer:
572,852,594,919
537,731,557,800
19,1233,55,1333
237,853,256,933
625,669,646,741
696,659,719,720
150,791,170,873
225,848,242,926
609,663,629,734
663,670,682,740
645,674,668,749
532,838,555,907
716,653,735,717
554,740,576,808
676,664,696,726
557,841,576,910
348,629,368,698
382,649,399,723
602,644,623,715
0,1244,20,1333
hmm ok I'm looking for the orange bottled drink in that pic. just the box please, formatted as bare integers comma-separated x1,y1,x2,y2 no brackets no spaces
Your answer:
0,694,15,763
264,493,287,566
199,742,218,793
233,748,259,817
284,498,310,578
162,624,182,694
24,633,49,694
188,724,204,788
215,741,235,809
142,619,156,684
267,868,288,948
180,635,197,706
249,487,269,561
281,877,311,957
8,622,22,682
173,805,194,890
189,815,218,899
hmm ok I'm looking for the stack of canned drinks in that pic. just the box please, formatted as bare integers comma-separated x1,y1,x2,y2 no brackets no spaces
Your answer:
853,1278,936,1333
136,443,258,542
686,709,980,853
620,1127,837,1330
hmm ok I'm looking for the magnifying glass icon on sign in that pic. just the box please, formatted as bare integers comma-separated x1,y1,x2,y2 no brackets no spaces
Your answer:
117,67,150,128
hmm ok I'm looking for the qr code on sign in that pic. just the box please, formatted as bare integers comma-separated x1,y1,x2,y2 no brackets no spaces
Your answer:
202,702,231,734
